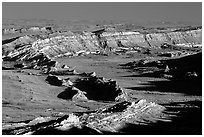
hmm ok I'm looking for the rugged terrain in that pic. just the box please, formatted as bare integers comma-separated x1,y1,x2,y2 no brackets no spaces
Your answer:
2,19,202,134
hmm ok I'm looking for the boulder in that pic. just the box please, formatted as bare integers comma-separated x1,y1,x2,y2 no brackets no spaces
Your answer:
79,72,97,77
57,87,78,100
61,65,70,69
62,78,74,87
57,86,88,101
45,75,63,86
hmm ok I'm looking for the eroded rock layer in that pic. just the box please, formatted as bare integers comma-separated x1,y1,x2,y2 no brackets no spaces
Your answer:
2,24,202,135
3,27,202,59
2,99,169,135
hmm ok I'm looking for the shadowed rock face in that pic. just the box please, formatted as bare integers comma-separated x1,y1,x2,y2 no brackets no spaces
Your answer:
45,75,63,86
74,77,125,101
57,87,78,100
165,52,202,79
2,36,20,45
121,52,202,80
44,72,126,102
55,75,127,102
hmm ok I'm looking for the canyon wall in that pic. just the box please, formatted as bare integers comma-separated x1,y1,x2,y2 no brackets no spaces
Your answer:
30,28,203,56
102,29,202,48
2,27,202,67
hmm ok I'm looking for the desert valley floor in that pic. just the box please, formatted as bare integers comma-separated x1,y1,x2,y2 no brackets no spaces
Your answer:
2,19,202,134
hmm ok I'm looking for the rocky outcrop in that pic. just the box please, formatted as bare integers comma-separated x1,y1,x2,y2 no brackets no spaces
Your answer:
2,99,169,135
2,24,202,135
2,26,53,35
2,35,58,70
145,29,202,48
101,31,150,48
55,75,127,102
165,52,202,79
45,75,73,87
2,35,36,56
45,72,127,102
45,75,64,86
58,86,88,101
74,76,127,101
121,52,202,80
3,49,57,70
29,27,202,58
2,26,202,70
31,32,100,58
46,68,78,75
33,28,201,56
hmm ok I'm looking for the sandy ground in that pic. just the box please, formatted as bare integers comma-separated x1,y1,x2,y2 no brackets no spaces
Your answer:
56,54,202,103
3,54,201,123
2,53,202,134
2,19,202,134
2,68,111,123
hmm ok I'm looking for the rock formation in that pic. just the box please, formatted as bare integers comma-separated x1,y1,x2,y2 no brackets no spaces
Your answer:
74,76,127,101
2,24,202,135
2,99,169,135
2,26,202,65
121,52,202,80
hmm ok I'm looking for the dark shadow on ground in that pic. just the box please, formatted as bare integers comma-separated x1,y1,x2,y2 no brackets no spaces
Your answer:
33,126,101,135
74,77,122,101
126,78,202,96
121,70,164,78
57,87,78,100
116,101,202,135
3,100,201,135
29,101,203,135
2,36,20,45
121,52,202,80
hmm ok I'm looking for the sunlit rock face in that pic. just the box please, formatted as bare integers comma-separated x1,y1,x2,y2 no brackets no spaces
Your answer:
100,28,201,49
101,31,150,48
2,99,169,135
145,33,169,48
2,26,202,70
2,35,36,56
30,28,201,57
166,29,202,46
31,32,100,58
2,26,53,34
145,29,202,48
